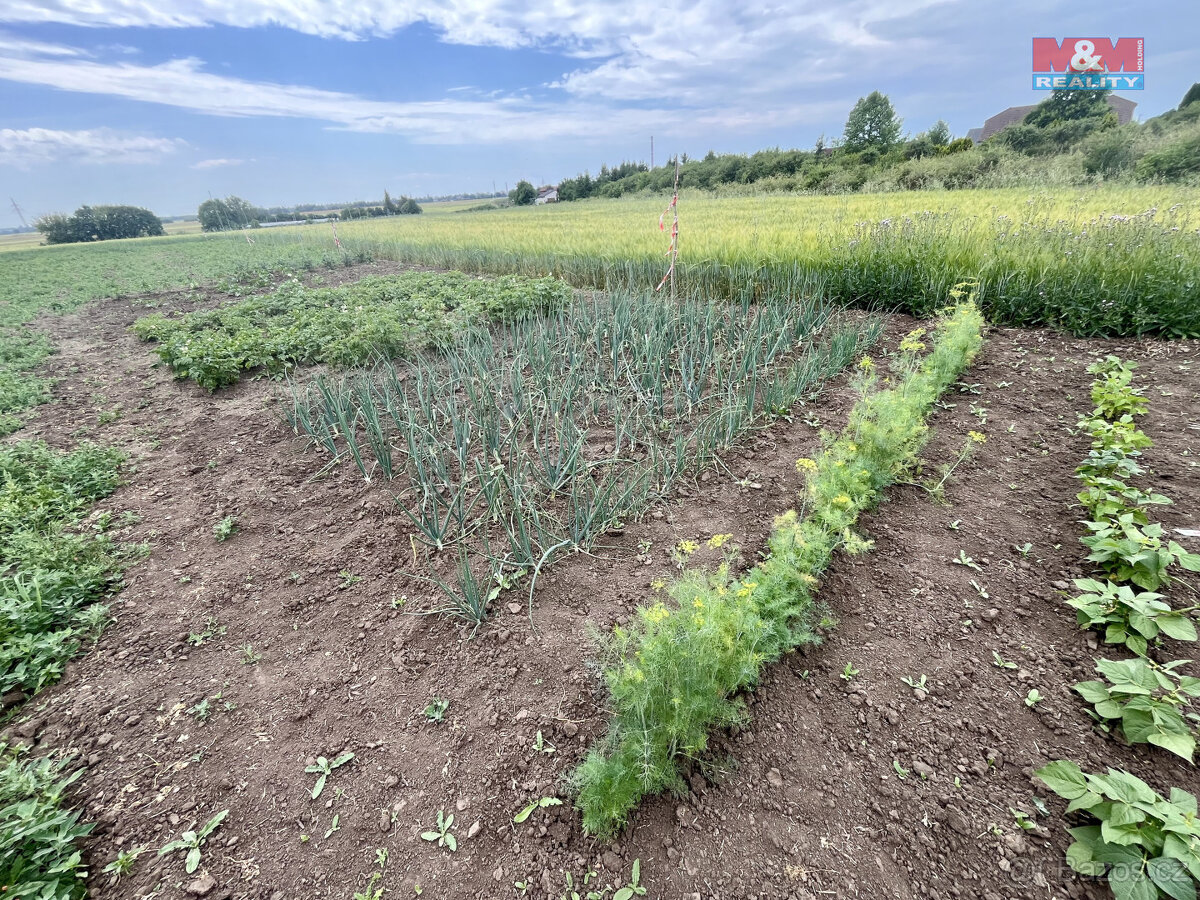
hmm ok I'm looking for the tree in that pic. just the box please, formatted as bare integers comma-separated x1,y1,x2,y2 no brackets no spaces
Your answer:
1024,89,1111,127
35,204,164,244
383,190,397,214
927,119,951,146
1181,83,1200,109
197,195,258,232
842,92,902,153
509,180,536,206
397,197,422,215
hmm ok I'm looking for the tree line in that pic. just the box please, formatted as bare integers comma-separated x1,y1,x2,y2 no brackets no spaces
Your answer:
548,83,1200,200
35,205,164,244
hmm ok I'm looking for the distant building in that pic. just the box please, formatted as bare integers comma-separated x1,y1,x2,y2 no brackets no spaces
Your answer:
967,94,1137,143
535,186,558,204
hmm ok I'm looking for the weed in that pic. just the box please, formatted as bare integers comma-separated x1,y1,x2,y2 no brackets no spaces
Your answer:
240,643,261,665
992,651,1018,670
338,570,362,588
306,751,355,799
158,809,228,874
839,663,860,682
514,796,563,823
102,846,147,879
1024,689,1044,707
900,674,928,690
187,617,226,646
423,698,450,723
952,550,982,571
421,809,457,851
533,730,556,755
213,515,237,542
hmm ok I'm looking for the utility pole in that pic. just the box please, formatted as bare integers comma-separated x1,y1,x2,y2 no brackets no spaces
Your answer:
10,197,29,229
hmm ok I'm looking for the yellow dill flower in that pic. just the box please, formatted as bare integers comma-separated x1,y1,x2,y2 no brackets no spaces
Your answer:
858,356,875,370
706,532,733,549
833,494,852,506
835,460,846,467
651,578,666,591
677,539,699,555
846,442,857,453
800,573,818,586
744,581,758,590
969,430,987,444
693,597,704,609
645,604,669,624
631,668,645,682
692,614,705,627
859,469,870,477
795,457,817,473
736,587,751,598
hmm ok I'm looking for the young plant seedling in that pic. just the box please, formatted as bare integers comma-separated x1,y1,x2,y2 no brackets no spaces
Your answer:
533,730,556,755
423,698,450,723
892,760,909,779
1025,689,1044,707
992,651,1018,670
421,809,457,851
103,847,147,879
900,674,928,690
187,616,226,646
1010,809,1036,831
159,809,228,874
306,751,355,799
613,859,647,900
214,515,237,542
240,643,261,665
840,663,860,681
952,550,982,571
514,796,562,823
324,814,341,839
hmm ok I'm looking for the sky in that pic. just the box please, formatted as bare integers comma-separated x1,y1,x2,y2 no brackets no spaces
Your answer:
0,1,1195,228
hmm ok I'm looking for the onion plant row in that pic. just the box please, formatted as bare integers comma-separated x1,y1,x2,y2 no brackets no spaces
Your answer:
283,291,878,625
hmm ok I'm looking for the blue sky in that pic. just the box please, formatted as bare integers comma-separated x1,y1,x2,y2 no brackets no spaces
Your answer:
0,0,1195,228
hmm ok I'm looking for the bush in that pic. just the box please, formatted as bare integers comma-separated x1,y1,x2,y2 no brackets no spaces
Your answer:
1082,127,1138,176
35,205,164,244
1136,127,1200,180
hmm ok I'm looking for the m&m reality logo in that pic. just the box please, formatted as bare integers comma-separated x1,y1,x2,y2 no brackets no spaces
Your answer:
1032,38,1144,90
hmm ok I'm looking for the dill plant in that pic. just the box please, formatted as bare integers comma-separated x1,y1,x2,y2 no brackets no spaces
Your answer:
570,291,985,837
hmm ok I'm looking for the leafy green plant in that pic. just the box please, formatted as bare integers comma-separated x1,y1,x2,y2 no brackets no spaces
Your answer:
839,662,860,682
1088,355,1149,419
0,744,92,900
1025,689,1044,707
423,698,449,723
1036,760,1200,899
213,515,237,542
1081,516,1200,591
158,809,228,875
306,751,355,799
1067,577,1196,656
900,674,928,690
992,650,1018,670
1075,657,1200,762
421,809,457,851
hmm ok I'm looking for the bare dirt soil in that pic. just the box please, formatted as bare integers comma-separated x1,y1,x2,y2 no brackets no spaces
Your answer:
9,269,1200,900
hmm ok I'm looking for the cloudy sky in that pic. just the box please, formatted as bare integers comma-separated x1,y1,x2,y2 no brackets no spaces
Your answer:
0,0,1194,227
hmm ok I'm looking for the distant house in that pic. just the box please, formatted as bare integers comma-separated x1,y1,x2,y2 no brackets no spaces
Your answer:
535,186,558,204
967,94,1137,143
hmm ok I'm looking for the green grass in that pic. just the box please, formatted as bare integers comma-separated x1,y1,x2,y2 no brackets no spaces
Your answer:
0,744,92,900
570,293,985,837
133,270,572,390
0,230,371,430
0,441,130,698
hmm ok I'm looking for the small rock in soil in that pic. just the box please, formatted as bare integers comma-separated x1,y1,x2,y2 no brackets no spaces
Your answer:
185,872,217,896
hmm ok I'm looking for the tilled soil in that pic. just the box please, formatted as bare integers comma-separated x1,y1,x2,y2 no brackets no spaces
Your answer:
8,271,1200,900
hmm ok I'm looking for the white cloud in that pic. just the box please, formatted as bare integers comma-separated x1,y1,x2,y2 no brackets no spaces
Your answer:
0,127,185,167
192,157,248,168
0,2,952,106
